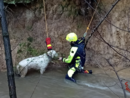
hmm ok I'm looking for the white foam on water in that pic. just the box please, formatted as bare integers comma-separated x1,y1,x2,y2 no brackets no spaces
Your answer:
63,79,108,90
77,80,108,90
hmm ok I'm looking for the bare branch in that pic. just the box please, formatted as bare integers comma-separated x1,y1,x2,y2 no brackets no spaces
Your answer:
85,0,130,33
97,30,130,62
106,59,126,98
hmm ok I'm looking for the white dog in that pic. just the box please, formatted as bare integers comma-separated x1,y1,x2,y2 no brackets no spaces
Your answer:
16,50,58,77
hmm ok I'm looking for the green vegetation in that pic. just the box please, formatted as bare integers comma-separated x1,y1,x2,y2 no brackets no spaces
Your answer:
61,0,80,18
4,0,34,4
26,25,33,31
17,37,46,58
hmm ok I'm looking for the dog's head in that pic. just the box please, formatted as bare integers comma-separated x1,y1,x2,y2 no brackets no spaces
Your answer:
47,50,58,58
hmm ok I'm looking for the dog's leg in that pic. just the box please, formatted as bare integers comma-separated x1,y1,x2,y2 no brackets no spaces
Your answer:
21,66,28,77
40,68,45,74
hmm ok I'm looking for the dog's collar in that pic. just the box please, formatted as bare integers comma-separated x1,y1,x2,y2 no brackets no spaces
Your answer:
46,53,52,59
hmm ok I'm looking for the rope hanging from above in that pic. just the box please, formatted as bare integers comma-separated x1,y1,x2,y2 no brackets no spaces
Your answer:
84,0,120,48
83,0,100,38
43,0,52,50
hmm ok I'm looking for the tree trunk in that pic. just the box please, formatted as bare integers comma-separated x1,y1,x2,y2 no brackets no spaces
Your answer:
0,0,17,98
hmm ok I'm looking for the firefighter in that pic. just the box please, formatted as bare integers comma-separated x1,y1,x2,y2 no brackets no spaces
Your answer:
59,32,92,83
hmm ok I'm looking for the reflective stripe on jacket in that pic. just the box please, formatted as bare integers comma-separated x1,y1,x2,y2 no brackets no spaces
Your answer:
63,37,86,67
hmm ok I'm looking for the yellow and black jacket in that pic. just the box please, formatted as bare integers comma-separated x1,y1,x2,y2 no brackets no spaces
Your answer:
63,37,86,68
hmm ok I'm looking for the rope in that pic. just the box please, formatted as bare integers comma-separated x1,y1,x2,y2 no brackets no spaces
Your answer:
30,75,41,98
85,0,130,33
84,0,121,48
84,0,100,37
43,0,48,38
86,0,100,32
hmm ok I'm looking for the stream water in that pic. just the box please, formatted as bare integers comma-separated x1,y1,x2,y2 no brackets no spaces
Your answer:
0,68,130,98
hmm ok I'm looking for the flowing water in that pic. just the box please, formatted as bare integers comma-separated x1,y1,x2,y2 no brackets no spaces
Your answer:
0,68,130,98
